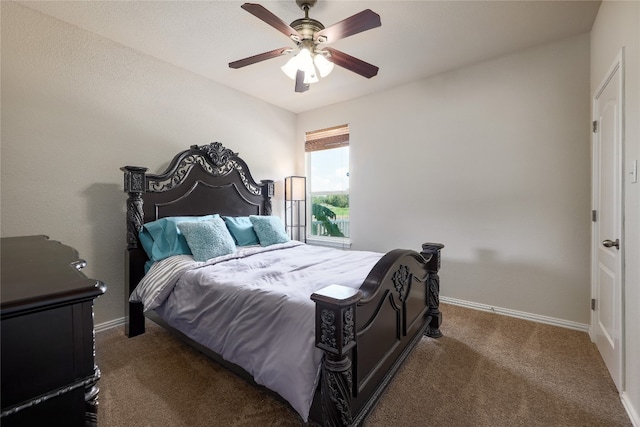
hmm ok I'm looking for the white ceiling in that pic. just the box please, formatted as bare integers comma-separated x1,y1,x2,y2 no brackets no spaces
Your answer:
19,0,601,114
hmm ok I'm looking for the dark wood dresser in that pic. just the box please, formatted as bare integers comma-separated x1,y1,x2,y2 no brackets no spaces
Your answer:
1,235,106,426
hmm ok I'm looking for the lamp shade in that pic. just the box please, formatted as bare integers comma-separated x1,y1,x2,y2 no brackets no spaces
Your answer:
297,49,318,84
281,48,323,84
281,55,300,80
285,176,306,201
314,54,334,78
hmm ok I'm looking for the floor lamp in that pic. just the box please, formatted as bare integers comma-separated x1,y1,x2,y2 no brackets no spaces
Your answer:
285,176,307,242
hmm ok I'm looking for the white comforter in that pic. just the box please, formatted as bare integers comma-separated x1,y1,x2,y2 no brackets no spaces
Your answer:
130,241,383,421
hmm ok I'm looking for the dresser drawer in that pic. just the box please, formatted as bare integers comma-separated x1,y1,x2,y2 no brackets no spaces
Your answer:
1,387,86,427
1,302,96,409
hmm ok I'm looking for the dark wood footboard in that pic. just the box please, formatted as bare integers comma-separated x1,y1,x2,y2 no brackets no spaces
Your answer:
311,242,444,426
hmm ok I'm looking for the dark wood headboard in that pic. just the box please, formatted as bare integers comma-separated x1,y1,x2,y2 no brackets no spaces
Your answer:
121,142,274,336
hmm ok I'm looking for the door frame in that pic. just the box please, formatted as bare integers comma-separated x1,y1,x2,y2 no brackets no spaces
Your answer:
590,47,625,391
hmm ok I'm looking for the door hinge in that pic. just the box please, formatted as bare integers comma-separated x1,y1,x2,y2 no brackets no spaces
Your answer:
592,120,598,133
592,210,597,222
591,298,597,311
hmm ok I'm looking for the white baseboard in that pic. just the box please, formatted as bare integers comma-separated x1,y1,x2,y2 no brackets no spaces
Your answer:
622,392,640,427
95,317,125,333
440,296,590,333
96,299,589,334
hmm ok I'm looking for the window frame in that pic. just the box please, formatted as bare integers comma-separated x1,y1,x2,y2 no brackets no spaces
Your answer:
305,124,351,248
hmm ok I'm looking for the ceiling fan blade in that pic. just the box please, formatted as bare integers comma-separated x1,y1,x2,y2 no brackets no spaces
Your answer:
324,47,379,79
295,70,309,93
241,3,302,40
315,9,381,43
229,47,290,69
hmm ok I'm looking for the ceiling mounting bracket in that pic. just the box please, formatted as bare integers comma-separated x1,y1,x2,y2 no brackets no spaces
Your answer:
296,0,317,16
296,0,317,9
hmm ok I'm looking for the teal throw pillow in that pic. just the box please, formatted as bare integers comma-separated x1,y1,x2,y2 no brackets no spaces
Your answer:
222,216,260,246
139,215,219,262
249,215,290,247
177,217,237,262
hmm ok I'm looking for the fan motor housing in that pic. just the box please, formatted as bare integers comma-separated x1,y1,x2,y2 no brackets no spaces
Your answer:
291,18,324,40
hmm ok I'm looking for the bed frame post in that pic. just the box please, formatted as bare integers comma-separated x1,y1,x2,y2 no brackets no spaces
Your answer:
122,166,148,337
260,179,274,215
311,285,363,427
421,242,445,338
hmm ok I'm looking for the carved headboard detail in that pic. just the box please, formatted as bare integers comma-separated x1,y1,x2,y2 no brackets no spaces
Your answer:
122,142,274,249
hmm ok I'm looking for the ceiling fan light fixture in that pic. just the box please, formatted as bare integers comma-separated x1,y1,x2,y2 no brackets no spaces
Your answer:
281,47,319,84
234,2,381,92
313,53,334,78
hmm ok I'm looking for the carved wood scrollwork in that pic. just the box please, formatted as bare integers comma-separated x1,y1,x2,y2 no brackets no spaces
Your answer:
121,166,147,248
193,142,236,167
392,264,411,303
318,307,356,350
311,286,362,427
125,196,144,248
428,273,440,313
421,242,445,338
234,162,262,196
147,157,198,191
321,356,354,427
147,143,261,196
122,144,275,252
320,309,338,349
263,198,273,216
261,180,274,215
319,308,353,424
342,307,355,347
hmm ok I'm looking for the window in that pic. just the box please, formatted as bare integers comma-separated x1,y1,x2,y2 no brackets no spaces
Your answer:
305,124,350,244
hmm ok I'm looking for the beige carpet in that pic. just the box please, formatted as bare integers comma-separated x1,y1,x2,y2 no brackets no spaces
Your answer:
95,304,632,426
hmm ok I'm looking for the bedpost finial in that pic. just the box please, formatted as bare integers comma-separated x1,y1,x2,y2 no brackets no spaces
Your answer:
121,166,148,193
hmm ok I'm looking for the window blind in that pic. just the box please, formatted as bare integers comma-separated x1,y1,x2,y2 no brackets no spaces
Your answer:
305,124,349,152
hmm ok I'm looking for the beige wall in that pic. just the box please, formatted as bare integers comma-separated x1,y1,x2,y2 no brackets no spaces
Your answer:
1,2,297,324
298,33,593,325
591,1,640,424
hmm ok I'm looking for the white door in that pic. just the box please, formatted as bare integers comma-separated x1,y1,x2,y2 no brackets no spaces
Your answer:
591,51,624,392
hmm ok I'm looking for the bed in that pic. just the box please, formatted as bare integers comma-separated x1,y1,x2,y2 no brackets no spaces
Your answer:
122,142,444,426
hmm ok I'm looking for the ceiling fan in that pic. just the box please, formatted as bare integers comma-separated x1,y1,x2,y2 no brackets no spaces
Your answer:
228,1,381,93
